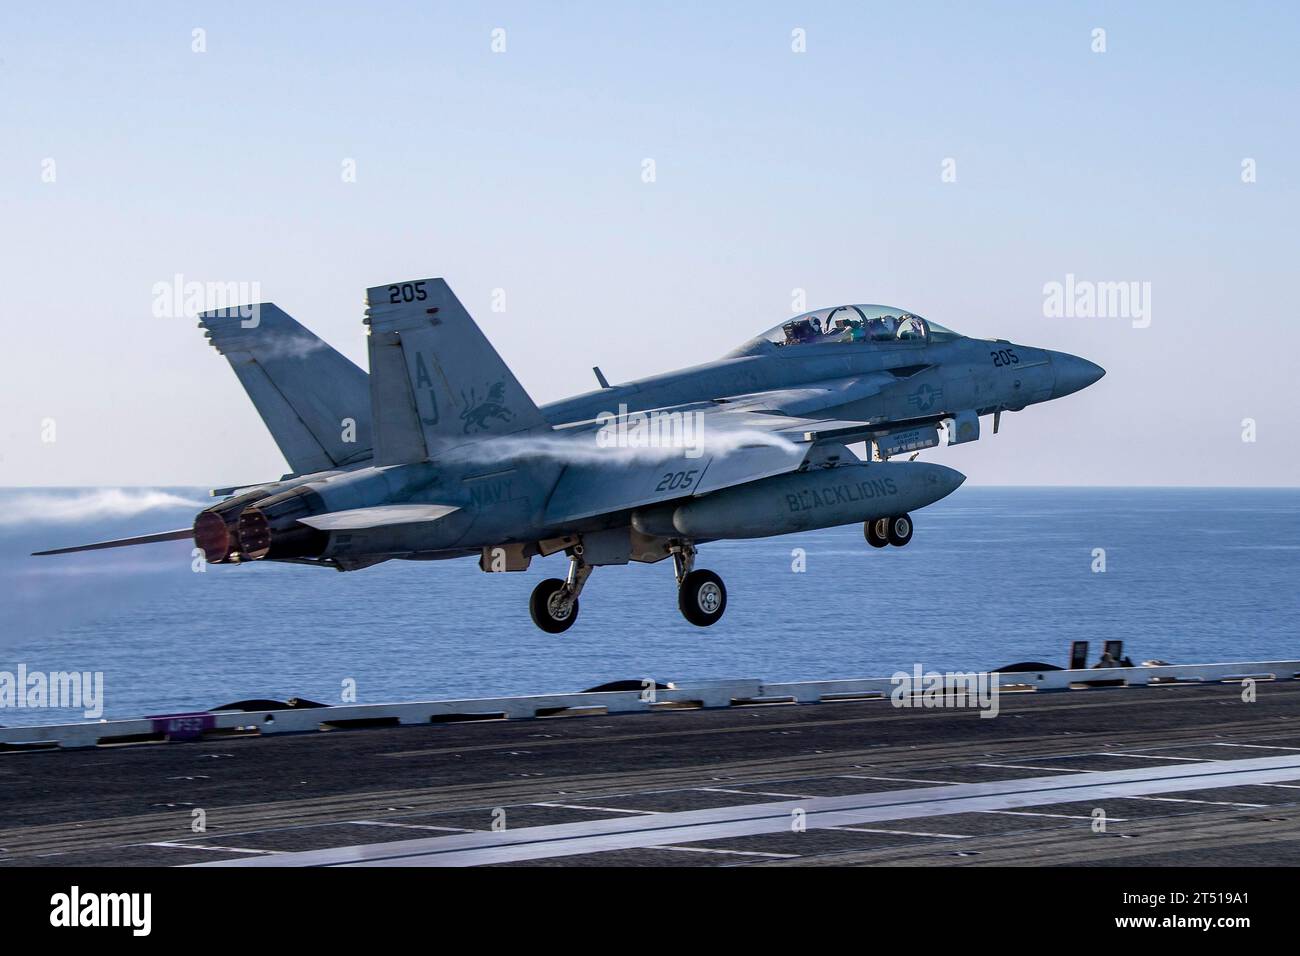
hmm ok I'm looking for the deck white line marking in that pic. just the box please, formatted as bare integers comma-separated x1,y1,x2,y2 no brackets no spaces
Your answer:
350,821,477,833
837,775,959,786
533,803,659,815
196,753,1300,867
655,842,795,858
149,842,281,855
1096,752,1215,762
654,845,796,858
974,810,1128,821
974,763,1095,773
1130,796,1266,808
1214,743,1300,751
699,787,814,799
831,826,971,838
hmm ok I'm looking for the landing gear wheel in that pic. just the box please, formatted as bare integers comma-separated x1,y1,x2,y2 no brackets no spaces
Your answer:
529,578,579,633
678,569,727,627
887,514,913,547
865,518,890,548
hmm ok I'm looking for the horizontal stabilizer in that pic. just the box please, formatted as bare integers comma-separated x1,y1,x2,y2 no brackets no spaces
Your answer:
210,482,268,498
32,528,194,557
297,504,460,532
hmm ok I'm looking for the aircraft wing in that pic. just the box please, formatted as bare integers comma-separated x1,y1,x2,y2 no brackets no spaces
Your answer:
700,371,943,446
712,370,899,416
541,371,948,525
707,364,951,447
543,440,808,524
763,412,948,445
542,388,881,524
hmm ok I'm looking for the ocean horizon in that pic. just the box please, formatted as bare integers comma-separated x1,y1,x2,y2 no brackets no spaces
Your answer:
2,485,1297,727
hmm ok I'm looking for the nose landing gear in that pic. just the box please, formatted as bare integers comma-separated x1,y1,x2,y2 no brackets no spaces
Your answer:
865,517,889,548
865,513,914,548
886,513,913,546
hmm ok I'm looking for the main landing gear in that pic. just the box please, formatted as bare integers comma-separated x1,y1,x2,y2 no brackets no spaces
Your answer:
865,513,914,548
672,543,727,627
529,542,728,632
528,549,592,634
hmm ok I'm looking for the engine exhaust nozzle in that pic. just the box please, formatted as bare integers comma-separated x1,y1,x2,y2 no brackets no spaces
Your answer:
237,507,273,560
193,511,234,563
236,487,329,560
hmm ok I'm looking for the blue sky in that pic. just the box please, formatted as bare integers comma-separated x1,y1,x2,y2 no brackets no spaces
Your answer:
2,2,1297,485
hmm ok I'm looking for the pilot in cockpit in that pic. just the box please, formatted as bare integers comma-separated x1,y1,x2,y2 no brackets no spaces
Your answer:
782,318,818,345
867,315,898,341
897,314,925,339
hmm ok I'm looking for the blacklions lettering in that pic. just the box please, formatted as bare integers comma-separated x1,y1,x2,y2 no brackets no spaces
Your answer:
786,477,897,512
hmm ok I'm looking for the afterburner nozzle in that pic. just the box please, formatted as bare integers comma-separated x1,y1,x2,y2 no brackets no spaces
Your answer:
236,487,329,560
193,487,277,563
193,511,233,563
237,507,273,560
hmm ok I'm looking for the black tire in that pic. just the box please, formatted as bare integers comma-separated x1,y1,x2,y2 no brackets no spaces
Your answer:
865,517,890,548
678,569,727,627
529,578,579,633
887,513,913,547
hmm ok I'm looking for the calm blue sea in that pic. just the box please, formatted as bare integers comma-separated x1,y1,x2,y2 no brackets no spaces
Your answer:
1,487,1297,727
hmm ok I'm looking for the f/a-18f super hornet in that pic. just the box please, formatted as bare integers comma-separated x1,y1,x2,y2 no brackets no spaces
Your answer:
35,279,1103,632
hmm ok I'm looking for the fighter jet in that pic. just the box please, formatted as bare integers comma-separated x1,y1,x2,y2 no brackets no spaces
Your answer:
34,280,1103,632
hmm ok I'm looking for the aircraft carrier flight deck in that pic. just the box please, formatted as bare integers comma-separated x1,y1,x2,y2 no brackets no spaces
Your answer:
3,661,1300,868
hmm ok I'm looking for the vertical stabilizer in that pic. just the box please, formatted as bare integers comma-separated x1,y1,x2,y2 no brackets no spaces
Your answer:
364,279,548,464
200,304,372,474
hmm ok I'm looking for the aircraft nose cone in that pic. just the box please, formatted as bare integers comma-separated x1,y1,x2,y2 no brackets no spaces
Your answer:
922,463,966,501
1050,352,1105,399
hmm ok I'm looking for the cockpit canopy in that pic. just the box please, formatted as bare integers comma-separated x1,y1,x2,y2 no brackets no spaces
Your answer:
744,305,960,352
